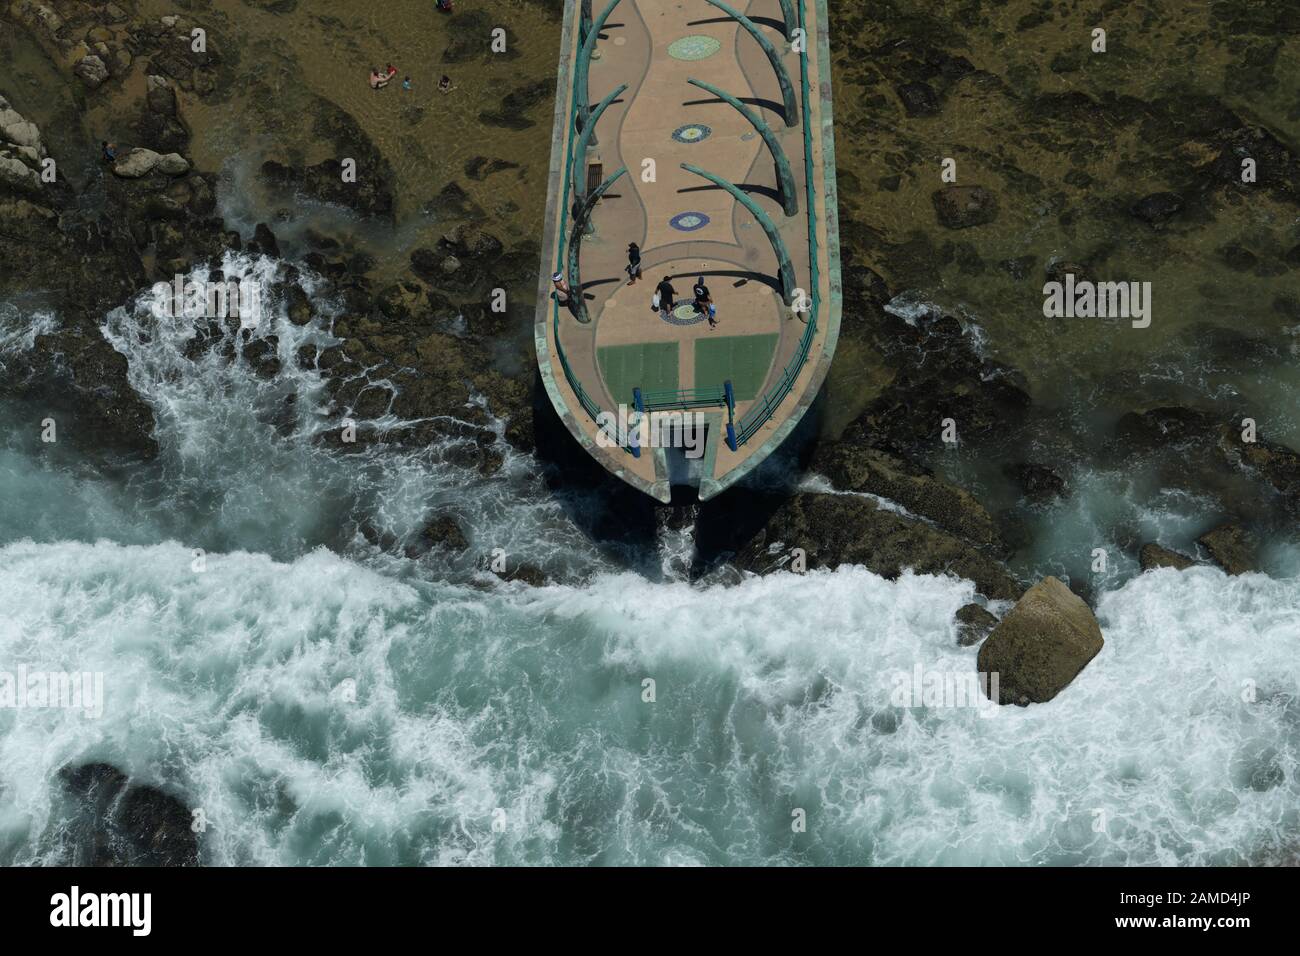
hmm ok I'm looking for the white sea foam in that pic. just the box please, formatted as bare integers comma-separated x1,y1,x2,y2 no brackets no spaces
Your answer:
0,304,57,359
1,539,1295,865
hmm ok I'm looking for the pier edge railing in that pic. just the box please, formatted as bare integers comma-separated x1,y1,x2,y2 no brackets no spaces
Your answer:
734,0,820,446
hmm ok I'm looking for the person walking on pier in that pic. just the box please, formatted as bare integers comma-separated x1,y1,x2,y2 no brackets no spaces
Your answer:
655,276,677,319
625,243,642,285
692,276,716,329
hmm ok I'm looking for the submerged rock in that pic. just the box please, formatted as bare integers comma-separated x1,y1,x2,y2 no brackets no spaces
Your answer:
1139,543,1195,572
896,81,940,116
58,763,199,866
405,514,470,557
1003,462,1066,502
1115,405,1214,449
1197,524,1257,575
956,603,998,646
977,576,1104,705
931,186,999,229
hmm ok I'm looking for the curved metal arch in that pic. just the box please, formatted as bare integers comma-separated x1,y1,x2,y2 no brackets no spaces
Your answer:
573,0,624,143
680,162,796,303
565,166,628,324
777,0,797,39
687,77,797,216
701,0,798,127
571,83,628,209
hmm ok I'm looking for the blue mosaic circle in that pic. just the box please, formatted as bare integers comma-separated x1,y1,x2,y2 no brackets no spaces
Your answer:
662,302,706,326
672,123,712,144
669,211,710,232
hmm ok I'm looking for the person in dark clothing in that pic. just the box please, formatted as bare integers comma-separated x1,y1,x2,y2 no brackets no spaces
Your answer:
101,141,117,163
655,276,676,317
625,243,642,285
692,276,715,328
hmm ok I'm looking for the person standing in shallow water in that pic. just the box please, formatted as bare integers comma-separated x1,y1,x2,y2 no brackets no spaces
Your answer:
625,243,642,285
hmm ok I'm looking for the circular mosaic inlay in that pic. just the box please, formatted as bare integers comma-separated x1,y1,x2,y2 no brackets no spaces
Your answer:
672,123,712,144
663,303,707,326
669,211,711,232
668,35,722,61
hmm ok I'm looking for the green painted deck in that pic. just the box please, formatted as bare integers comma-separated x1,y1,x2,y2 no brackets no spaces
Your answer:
597,342,680,405
694,333,778,401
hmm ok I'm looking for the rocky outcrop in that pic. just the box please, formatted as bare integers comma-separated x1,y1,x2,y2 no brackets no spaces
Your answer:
72,53,109,88
1139,543,1195,571
1197,523,1257,575
840,310,1032,461
734,492,1023,601
404,514,469,558
1130,191,1183,227
58,763,200,866
1003,462,1067,502
0,94,46,195
931,185,999,229
956,603,998,646
977,577,1104,705
812,440,1006,553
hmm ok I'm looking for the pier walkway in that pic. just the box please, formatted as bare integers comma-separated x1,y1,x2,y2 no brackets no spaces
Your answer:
536,0,840,501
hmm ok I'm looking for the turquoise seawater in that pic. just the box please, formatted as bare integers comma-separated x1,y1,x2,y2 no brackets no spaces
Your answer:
0,257,1297,865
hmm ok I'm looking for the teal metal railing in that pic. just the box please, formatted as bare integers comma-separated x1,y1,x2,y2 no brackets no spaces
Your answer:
550,12,635,452
734,0,821,446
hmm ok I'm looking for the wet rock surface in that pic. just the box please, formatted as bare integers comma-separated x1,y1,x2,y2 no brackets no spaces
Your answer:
58,763,200,866
733,492,1023,602
1139,543,1195,572
956,603,998,646
813,440,1007,553
977,577,1104,705
1197,524,1258,576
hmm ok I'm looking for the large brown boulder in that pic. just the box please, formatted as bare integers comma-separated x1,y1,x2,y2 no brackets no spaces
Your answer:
977,577,1104,705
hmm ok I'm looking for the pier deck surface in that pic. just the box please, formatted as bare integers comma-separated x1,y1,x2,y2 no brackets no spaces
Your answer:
536,0,840,501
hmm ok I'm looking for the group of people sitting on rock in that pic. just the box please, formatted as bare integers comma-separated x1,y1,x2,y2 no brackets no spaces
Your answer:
369,64,456,94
